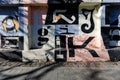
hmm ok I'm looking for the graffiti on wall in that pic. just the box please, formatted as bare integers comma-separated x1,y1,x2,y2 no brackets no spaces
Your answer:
2,16,19,32
55,25,79,35
0,7,24,36
30,1,110,61
31,25,55,49
79,2,101,35
108,6,120,47
48,0,81,4
45,4,79,24
0,7,24,49
66,2,109,61
102,5,120,48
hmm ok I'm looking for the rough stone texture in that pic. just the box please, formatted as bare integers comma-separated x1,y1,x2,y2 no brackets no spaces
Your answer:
22,49,54,62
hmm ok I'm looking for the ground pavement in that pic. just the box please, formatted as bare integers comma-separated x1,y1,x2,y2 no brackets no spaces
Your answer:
0,61,119,80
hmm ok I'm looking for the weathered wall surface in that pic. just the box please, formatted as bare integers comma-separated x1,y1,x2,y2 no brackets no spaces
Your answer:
0,6,24,50
0,0,19,4
0,0,120,62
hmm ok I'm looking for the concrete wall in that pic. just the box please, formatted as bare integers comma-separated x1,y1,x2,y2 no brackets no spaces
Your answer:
23,2,109,62
0,0,19,4
0,0,120,62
